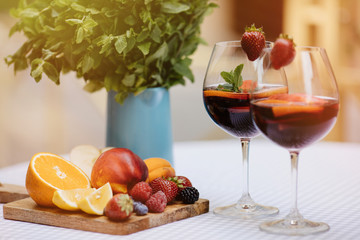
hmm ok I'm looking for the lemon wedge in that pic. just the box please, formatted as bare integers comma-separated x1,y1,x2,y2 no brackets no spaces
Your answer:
52,188,96,211
77,182,113,215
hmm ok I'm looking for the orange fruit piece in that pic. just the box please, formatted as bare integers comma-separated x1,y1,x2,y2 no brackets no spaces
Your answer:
239,80,257,92
26,152,91,207
272,105,324,117
253,86,288,99
144,157,176,182
256,98,324,117
203,89,249,99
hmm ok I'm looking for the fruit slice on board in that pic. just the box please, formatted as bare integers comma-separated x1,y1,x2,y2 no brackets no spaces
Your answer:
69,145,101,178
144,157,175,182
52,188,96,211
25,152,91,207
77,182,113,215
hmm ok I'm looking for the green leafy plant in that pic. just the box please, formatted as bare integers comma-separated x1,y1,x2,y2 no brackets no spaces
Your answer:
217,64,244,92
5,0,217,103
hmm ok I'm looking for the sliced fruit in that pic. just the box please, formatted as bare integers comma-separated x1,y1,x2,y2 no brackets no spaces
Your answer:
144,157,172,171
144,157,176,182
26,152,91,207
203,89,249,99
69,145,101,178
52,188,96,211
253,86,288,99
239,80,257,92
77,182,113,215
100,147,114,153
269,93,327,104
272,105,324,117
256,99,290,105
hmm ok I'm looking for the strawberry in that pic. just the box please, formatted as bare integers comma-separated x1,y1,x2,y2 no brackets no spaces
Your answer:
168,176,192,195
129,181,152,203
145,191,167,213
104,193,133,221
150,177,178,203
241,24,266,61
270,34,296,70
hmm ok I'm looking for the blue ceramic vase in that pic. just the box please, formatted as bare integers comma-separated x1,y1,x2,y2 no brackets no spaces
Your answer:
106,88,174,165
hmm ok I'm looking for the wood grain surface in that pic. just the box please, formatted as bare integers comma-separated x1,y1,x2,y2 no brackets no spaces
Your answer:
3,197,209,235
0,183,29,203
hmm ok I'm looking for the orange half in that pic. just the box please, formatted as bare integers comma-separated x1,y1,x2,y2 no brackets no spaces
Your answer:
26,152,91,207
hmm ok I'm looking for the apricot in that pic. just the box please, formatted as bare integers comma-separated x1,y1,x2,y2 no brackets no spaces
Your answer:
144,157,176,182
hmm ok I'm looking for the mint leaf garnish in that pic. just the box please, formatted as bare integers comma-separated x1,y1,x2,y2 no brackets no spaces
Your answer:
218,64,244,92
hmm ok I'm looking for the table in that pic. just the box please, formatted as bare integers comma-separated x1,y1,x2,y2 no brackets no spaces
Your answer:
1,139,360,240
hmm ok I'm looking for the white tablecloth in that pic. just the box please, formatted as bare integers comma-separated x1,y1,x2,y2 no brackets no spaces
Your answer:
1,139,360,240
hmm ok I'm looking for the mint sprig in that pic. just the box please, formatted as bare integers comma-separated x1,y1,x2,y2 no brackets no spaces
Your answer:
218,64,244,92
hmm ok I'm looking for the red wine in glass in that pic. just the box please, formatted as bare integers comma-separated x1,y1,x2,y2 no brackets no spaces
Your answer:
251,94,339,150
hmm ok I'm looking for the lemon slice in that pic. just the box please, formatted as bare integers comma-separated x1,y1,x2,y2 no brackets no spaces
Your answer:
52,188,96,211
77,182,113,215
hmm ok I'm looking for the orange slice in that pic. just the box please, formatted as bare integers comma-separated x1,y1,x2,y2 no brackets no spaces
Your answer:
272,105,324,117
256,98,324,117
203,89,249,99
26,152,91,207
253,86,288,99
256,99,290,105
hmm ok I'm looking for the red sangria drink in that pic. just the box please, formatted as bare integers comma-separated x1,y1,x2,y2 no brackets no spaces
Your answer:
202,40,280,218
203,84,288,139
252,46,340,235
203,84,257,138
251,93,339,150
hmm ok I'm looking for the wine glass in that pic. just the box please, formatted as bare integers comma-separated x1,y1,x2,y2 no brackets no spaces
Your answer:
251,46,339,235
202,40,279,218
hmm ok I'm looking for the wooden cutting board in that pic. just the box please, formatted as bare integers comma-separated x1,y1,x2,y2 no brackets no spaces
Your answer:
3,197,209,235
0,183,29,203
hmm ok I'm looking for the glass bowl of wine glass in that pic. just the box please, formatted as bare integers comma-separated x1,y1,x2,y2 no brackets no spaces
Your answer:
251,46,339,235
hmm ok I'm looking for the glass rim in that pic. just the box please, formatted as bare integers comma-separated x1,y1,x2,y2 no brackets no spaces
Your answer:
262,45,326,52
214,40,273,47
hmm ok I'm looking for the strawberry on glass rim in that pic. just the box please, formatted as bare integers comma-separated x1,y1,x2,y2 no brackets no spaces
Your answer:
270,34,296,69
241,24,266,61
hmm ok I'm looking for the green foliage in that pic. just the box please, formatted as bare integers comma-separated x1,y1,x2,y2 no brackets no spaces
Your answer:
5,0,217,103
218,64,244,92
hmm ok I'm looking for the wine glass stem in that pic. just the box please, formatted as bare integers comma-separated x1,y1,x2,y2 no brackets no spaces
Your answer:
238,138,255,208
287,151,303,224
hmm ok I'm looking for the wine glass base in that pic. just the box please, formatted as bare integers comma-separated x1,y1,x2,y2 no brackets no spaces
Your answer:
214,203,279,219
259,218,330,236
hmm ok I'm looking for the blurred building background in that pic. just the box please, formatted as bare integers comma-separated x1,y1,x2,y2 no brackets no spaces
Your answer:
0,0,360,167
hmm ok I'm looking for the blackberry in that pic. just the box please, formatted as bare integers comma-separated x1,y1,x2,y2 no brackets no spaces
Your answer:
133,201,148,216
179,187,199,204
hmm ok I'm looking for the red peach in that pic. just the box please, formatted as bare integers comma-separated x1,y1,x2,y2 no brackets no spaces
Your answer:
91,148,148,193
